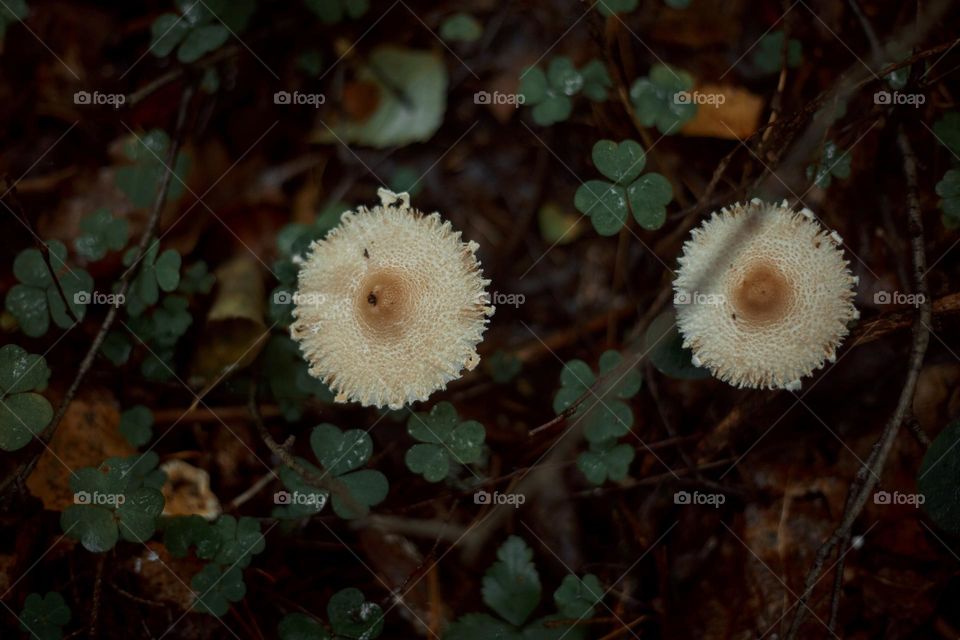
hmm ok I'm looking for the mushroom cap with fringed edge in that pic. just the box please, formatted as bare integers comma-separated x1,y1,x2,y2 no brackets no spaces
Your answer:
290,189,495,409
673,199,859,391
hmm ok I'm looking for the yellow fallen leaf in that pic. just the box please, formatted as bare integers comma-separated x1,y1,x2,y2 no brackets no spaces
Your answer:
680,83,764,140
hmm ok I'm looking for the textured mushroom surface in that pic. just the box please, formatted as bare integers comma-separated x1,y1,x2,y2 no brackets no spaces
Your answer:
673,199,859,390
291,189,495,409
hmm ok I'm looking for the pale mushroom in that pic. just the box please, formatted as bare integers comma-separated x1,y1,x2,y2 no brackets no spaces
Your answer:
673,199,859,390
290,189,495,409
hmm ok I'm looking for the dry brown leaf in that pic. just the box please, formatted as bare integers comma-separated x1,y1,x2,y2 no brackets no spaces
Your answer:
127,542,201,611
160,460,221,519
680,84,765,140
912,363,960,430
188,255,268,386
27,390,134,511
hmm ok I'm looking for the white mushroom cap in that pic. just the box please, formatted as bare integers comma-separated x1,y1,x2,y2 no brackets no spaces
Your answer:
673,200,859,390
290,189,495,409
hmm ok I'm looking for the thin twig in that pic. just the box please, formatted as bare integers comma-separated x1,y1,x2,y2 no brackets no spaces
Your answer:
247,380,366,517
0,85,197,499
89,553,107,636
784,127,930,639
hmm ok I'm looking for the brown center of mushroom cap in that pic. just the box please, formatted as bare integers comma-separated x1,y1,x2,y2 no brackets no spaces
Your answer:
730,260,794,325
356,268,412,333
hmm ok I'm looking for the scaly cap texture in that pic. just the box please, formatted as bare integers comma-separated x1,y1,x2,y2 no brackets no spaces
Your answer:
673,199,859,390
290,189,495,409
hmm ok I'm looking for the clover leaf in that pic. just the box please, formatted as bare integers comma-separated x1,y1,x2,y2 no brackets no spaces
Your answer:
115,129,190,209
592,139,646,184
5,241,93,337
806,140,851,189
553,350,641,444
123,243,182,316
933,112,960,158
162,514,221,560
440,12,483,43
644,310,710,380
751,30,802,75
552,359,595,415
327,588,385,639
304,0,369,24
124,295,192,381
936,169,960,227
277,424,388,520
60,453,165,552
445,537,589,640
629,64,697,134
151,0,256,63
482,536,541,626
179,261,216,294
553,574,604,619
917,418,960,533
596,0,638,16
627,172,673,230
210,515,266,568
0,344,53,452
19,592,70,640
191,564,246,617
262,335,334,421
311,424,389,518
405,402,486,482
279,613,330,640
520,68,572,126
573,181,629,236
579,59,612,102
274,461,328,519
270,203,348,326
918,419,960,534
75,210,129,261
120,405,154,447
520,57,611,126
577,438,635,485
574,140,673,234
